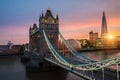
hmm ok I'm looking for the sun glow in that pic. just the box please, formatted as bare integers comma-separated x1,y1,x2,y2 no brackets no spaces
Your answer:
108,35,114,39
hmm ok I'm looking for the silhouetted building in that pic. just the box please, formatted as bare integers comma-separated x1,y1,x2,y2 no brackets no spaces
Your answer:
8,41,13,49
0,45,9,53
100,12,117,48
89,30,98,44
101,12,108,39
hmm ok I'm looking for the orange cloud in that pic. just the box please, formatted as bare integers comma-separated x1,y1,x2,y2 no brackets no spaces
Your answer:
108,18,120,26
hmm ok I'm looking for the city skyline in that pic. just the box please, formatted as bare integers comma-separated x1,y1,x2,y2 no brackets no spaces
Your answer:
0,0,120,45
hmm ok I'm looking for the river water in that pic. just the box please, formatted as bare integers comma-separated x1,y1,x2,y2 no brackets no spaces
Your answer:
0,50,120,80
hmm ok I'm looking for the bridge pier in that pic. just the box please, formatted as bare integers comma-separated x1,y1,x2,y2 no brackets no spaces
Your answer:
21,51,58,72
26,60,59,72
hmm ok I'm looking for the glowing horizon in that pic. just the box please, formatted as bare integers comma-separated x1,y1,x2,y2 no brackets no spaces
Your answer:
0,0,120,45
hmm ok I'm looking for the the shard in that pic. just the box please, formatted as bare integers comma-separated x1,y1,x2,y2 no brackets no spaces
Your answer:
101,12,108,39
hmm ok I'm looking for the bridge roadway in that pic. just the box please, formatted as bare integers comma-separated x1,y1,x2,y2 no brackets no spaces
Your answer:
44,56,120,80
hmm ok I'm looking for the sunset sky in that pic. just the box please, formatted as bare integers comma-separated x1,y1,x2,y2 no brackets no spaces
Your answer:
0,0,120,45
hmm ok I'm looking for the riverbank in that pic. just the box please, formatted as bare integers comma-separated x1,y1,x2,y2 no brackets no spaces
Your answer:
79,48,120,52
0,52,23,56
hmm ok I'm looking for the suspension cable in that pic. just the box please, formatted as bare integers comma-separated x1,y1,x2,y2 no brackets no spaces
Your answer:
43,30,120,71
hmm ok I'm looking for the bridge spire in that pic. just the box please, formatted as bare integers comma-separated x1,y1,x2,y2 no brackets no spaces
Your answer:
56,14,59,20
44,8,53,18
41,10,44,17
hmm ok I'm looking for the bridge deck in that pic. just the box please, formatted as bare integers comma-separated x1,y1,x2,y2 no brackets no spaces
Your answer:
45,57,120,80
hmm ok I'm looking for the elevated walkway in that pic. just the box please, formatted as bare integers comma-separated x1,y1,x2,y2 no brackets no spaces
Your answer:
45,57,120,80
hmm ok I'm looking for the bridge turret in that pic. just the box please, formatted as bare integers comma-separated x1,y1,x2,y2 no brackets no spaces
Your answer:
29,23,39,52
39,11,44,24
33,23,37,29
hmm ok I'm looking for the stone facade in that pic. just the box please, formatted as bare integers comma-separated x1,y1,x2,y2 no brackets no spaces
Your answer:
29,9,59,58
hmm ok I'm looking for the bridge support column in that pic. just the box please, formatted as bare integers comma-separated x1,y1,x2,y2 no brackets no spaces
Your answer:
102,69,104,80
91,70,94,78
117,64,119,80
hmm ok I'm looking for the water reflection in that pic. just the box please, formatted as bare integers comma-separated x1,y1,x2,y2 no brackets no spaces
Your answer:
0,56,26,80
82,50,120,70
0,50,120,80
82,50,120,61
26,69,68,80
26,69,84,80
0,56,84,80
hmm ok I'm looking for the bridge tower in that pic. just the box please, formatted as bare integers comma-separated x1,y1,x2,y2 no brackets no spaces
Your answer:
39,9,59,58
29,23,39,52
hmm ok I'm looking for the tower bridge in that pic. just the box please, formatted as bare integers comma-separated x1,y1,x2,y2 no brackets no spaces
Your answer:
28,9,120,80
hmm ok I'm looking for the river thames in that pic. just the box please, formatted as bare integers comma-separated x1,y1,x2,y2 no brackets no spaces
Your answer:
0,50,120,80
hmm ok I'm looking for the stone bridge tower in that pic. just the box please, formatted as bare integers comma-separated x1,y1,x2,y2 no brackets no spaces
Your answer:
39,9,59,58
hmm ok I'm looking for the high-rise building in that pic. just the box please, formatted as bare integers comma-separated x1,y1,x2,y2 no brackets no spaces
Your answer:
101,12,108,39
